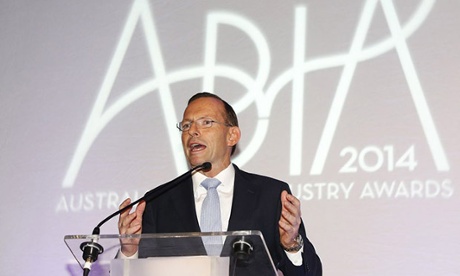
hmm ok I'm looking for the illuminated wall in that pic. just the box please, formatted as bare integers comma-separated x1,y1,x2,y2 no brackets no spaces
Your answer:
1,0,459,275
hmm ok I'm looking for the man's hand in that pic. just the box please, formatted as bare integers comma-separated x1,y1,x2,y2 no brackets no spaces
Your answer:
118,198,146,257
278,191,302,251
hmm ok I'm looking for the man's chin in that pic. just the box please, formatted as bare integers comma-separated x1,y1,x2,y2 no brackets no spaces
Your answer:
188,157,206,168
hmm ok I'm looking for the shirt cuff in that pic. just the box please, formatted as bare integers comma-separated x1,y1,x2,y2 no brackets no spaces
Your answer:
116,249,139,259
284,246,303,266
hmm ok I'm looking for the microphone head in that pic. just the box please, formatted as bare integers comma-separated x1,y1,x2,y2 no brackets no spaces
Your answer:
201,162,212,171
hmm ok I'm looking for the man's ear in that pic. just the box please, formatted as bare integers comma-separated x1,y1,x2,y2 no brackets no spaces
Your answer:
227,126,241,146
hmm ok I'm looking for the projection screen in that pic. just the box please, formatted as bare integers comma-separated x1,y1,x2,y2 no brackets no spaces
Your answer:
1,0,459,275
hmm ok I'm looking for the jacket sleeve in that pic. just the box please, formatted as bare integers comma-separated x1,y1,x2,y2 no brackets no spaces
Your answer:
276,186,322,276
277,221,322,275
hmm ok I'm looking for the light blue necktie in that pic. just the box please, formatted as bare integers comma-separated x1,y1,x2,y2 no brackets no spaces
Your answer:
200,178,222,255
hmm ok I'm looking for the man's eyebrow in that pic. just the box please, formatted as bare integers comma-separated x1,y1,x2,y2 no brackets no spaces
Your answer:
182,116,212,121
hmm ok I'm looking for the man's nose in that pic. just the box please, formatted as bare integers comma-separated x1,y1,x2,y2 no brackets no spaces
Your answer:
187,122,200,137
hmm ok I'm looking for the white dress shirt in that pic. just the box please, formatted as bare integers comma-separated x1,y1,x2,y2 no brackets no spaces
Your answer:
192,163,235,231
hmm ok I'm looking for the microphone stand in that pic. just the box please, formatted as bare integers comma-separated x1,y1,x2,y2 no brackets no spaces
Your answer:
79,162,211,276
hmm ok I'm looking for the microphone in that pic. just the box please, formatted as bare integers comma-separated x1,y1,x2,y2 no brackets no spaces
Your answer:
79,162,212,276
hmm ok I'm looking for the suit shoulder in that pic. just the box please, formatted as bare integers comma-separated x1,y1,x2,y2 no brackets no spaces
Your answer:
234,165,290,189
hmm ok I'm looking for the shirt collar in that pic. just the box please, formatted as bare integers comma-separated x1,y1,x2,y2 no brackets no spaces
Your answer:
193,163,235,196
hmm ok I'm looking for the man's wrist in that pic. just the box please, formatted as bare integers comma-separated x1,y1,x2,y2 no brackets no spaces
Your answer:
282,234,304,252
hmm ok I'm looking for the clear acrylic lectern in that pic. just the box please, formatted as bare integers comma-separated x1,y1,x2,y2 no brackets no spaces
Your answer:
64,230,278,276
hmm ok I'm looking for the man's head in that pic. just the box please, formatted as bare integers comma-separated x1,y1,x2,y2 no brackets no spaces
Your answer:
178,92,241,176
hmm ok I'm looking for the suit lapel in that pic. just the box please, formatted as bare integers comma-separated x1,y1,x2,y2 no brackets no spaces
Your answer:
169,177,201,232
227,166,259,231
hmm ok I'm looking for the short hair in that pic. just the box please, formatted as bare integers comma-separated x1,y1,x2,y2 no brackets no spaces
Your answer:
187,92,239,155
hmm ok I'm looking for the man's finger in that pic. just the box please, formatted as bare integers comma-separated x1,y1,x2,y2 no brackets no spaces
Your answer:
136,200,146,215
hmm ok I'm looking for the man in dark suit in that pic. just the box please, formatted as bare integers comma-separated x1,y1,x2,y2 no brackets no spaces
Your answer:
118,92,322,275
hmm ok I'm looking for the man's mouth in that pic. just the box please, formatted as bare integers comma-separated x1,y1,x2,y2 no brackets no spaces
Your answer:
190,143,206,152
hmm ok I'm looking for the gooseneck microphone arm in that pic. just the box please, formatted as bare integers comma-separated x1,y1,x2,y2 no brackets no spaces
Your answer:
91,161,211,235
80,162,212,276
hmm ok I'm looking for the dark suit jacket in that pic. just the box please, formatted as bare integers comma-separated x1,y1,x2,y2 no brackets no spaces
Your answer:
140,164,322,276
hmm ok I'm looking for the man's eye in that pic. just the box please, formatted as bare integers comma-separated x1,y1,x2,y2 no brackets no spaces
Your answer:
182,122,191,129
202,120,213,126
